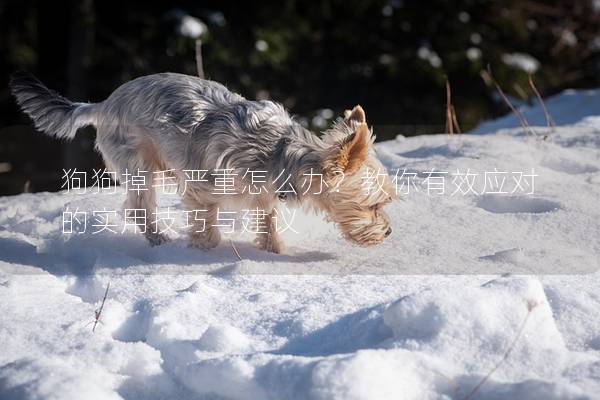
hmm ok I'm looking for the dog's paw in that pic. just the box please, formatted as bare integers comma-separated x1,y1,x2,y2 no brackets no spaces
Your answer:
254,234,285,254
267,241,285,254
189,229,221,250
145,231,171,247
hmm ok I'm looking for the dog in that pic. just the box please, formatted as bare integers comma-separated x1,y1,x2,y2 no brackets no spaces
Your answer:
10,72,394,253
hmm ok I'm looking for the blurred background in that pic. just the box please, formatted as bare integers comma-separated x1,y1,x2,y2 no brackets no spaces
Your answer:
1,0,600,195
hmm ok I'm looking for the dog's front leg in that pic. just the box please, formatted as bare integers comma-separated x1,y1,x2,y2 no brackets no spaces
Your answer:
254,209,284,254
184,195,222,250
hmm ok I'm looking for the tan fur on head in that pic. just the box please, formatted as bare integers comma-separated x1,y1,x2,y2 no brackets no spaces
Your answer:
321,162,394,246
317,106,396,246
324,123,371,175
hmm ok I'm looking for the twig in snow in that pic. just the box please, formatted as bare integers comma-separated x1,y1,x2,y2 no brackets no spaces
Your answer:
528,74,555,129
195,39,205,79
480,67,536,137
229,239,242,261
445,80,461,134
461,300,538,400
92,282,110,333
451,104,462,134
446,80,454,135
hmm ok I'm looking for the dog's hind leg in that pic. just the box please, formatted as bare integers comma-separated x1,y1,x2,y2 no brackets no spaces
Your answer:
123,171,170,246
97,126,170,246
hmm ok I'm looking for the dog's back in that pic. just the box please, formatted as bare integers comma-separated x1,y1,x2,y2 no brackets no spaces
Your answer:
99,73,245,131
9,71,316,198
10,72,246,137
9,72,302,171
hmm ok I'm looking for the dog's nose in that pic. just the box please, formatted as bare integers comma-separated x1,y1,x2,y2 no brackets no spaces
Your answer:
385,227,392,237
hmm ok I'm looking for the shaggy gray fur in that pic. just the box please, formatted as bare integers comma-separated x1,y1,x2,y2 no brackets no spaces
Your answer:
9,71,96,139
10,72,326,200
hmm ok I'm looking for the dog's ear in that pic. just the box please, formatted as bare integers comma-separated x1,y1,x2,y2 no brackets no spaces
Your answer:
343,105,366,124
324,122,371,175
322,105,367,145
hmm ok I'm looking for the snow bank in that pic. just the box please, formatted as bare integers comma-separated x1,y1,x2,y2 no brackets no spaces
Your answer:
0,358,122,400
383,277,567,379
164,276,586,400
472,88,600,134
1,88,600,399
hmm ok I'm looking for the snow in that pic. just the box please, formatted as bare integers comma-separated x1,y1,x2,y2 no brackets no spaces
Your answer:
1,89,600,399
177,16,207,39
417,46,443,68
501,53,540,74
167,9,207,39
472,87,600,134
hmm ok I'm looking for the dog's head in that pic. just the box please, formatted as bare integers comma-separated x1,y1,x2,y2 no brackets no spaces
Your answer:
317,105,396,246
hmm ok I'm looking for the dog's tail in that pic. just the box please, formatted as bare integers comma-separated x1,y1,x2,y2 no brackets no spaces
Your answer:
9,71,98,140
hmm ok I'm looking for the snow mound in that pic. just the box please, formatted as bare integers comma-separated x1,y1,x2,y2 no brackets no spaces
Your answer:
383,277,567,378
169,277,583,400
0,358,121,400
197,325,252,353
472,88,600,134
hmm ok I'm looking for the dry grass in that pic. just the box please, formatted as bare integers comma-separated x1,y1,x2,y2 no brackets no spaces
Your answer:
92,282,110,333
229,239,243,261
445,79,462,134
196,39,205,80
529,74,555,129
480,67,536,137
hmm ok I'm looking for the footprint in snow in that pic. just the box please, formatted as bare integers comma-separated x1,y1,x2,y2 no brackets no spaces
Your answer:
541,156,599,175
112,300,152,343
476,194,560,214
479,248,525,264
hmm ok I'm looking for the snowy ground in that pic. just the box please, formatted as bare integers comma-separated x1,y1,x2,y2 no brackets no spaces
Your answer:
1,91,600,399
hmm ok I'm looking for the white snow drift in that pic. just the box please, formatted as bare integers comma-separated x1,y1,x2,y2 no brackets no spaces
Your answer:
1,88,600,399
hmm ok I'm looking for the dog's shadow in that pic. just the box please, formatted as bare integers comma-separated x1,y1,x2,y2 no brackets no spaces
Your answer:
0,233,335,277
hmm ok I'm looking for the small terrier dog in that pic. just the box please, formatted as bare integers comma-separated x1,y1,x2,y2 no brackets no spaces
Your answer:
10,72,394,253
